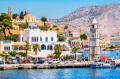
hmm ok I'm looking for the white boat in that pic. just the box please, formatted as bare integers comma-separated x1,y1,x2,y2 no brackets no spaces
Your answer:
78,50,84,53
90,62,116,68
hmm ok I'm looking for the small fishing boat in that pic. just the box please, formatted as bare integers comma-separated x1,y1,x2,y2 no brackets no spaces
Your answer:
78,50,84,53
90,62,116,68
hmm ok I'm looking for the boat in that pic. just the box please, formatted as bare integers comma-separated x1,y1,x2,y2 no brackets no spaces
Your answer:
78,50,84,53
90,62,116,68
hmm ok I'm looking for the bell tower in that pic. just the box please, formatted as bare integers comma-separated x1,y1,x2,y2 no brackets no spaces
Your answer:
89,19,100,61
8,5,12,18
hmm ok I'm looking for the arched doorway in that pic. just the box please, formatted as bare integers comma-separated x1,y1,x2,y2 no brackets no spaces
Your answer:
41,44,46,50
47,45,53,50
62,44,67,51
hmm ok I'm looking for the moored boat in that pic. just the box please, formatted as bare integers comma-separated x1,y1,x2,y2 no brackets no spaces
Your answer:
90,62,116,68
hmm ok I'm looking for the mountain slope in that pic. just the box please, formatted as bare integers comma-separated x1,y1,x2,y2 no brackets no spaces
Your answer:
48,2,120,37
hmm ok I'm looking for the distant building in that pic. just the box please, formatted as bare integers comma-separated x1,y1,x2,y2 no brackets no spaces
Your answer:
8,6,12,18
111,32,120,42
89,19,100,60
69,31,80,37
71,39,81,49
100,37,111,48
24,11,36,22
13,25,19,30
28,22,37,28
0,41,26,53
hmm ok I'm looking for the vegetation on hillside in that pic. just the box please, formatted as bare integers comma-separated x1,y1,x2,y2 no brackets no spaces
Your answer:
58,35,65,41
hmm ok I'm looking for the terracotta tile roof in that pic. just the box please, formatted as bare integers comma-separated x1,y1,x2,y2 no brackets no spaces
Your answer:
5,29,24,35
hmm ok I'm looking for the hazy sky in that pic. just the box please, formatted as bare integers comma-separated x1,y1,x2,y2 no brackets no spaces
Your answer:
0,0,120,19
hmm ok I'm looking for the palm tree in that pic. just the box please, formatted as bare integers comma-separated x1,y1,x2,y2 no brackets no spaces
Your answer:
72,45,78,60
80,34,87,49
54,44,62,59
24,43,31,59
33,43,41,55
0,51,10,64
41,17,47,26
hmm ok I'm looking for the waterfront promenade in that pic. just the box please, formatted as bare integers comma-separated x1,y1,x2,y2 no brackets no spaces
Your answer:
0,59,120,70
0,62,90,70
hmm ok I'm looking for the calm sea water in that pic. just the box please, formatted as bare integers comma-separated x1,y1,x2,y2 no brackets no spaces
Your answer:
84,50,120,59
0,68,120,79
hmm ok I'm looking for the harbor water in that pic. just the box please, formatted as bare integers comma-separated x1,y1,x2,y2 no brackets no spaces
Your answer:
0,67,120,79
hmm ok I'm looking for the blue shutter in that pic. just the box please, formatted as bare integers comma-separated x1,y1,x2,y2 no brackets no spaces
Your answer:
40,37,42,41
51,37,53,41
45,37,48,42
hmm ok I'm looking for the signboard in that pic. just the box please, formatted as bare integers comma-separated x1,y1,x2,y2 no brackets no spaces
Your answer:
3,41,11,44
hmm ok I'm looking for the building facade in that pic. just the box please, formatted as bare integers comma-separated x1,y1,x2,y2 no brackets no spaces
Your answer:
89,19,100,60
23,29,71,57
0,41,26,53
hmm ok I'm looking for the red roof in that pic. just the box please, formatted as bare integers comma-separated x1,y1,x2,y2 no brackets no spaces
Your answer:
100,56,109,60
26,11,30,14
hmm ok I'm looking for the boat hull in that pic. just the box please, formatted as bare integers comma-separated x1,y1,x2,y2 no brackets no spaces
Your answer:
90,64,116,68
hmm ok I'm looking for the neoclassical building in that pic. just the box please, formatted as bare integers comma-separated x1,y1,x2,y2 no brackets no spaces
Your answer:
23,28,71,57
24,11,36,22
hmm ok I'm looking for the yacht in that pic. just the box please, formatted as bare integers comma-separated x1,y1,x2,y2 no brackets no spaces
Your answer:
90,62,116,68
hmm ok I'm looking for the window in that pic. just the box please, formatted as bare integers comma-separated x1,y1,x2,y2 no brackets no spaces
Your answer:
22,37,23,41
45,37,48,42
40,37,42,41
51,37,53,41
37,37,38,42
4,46,10,51
35,37,36,42
32,37,34,42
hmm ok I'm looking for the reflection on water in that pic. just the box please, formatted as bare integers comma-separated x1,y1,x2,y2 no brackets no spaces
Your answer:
0,68,119,79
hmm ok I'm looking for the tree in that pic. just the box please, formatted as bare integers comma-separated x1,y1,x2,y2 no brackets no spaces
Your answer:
41,17,47,26
18,52,26,57
0,51,10,64
53,25,58,28
8,51,17,57
54,44,62,59
0,32,4,41
12,14,18,19
20,11,24,19
33,43,41,55
72,45,78,60
24,11,26,16
58,35,65,41
24,43,31,59
0,13,13,38
80,34,87,48
109,45,115,49
81,54,84,58
19,22,28,30
39,25,49,31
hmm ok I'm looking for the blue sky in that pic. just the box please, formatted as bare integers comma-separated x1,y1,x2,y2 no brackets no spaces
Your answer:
0,0,120,19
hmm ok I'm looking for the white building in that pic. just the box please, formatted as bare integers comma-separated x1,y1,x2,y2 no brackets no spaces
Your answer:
89,19,100,60
23,28,71,57
69,31,80,37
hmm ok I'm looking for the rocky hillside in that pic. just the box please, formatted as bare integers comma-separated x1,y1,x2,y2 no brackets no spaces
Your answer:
48,2,120,37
